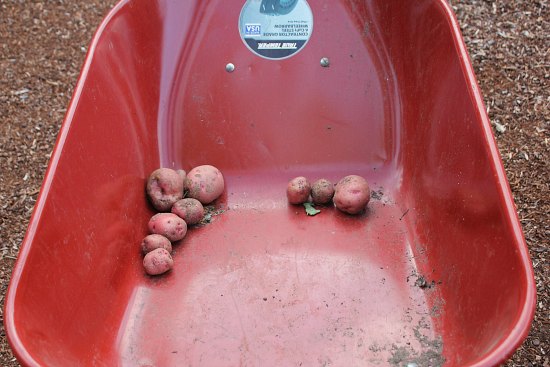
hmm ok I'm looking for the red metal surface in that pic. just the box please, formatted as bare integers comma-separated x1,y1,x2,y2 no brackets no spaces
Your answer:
5,0,535,366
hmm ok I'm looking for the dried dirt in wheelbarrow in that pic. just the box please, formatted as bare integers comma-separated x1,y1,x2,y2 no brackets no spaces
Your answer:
0,1,548,366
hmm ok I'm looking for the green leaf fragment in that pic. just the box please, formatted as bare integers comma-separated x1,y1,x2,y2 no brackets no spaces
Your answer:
303,202,321,216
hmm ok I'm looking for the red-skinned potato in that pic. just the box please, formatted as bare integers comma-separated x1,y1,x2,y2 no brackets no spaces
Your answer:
143,248,173,275
172,198,205,225
148,213,187,242
286,177,311,204
141,234,172,254
146,168,184,212
333,175,371,215
311,179,335,205
185,165,225,204
176,169,187,186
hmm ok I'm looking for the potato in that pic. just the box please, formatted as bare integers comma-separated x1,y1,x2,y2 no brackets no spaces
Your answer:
148,213,187,242
311,179,335,205
333,175,371,214
143,248,173,275
172,198,205,225
141,234,172,254
286,176,311,204
146,168,184,212
185,165,225,204
176,169,187,186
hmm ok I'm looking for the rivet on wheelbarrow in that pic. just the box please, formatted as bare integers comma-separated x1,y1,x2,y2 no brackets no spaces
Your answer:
225,63,235,73
320,57,330,67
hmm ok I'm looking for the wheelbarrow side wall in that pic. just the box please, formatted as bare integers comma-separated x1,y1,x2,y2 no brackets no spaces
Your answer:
371,0,536,365
5,1,165,365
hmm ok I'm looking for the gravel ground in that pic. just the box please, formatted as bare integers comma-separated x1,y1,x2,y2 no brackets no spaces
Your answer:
0,1,548,366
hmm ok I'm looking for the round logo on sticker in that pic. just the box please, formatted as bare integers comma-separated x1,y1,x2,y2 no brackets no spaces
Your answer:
239,0,313,60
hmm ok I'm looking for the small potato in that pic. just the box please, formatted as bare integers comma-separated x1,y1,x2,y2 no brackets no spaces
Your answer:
143,248,173,275
146,168,184,212
176,169,187,187
333,175,371,215
311,179,335,205
185,165,225,204
172,198,205,225
148,213,187,242
286,176,311,204
141,234,172,254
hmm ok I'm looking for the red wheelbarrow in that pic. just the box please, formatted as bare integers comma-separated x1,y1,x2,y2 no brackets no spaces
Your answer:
5,0,535,366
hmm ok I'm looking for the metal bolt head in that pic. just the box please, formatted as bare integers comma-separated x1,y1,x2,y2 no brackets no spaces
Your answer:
407,363,419,367
320,57,330,67
225,63,235,73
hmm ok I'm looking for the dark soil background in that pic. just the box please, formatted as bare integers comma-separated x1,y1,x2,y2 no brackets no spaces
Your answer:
0,0,548,366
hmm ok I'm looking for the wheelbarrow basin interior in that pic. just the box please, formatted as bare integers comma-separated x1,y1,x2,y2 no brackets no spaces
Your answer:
5,0,535,366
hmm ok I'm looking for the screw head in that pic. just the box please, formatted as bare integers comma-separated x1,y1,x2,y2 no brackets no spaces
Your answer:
320,57,330,67
225,63,235,72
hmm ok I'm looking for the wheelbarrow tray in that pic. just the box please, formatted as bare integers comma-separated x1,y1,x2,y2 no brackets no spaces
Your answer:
5,0,535,366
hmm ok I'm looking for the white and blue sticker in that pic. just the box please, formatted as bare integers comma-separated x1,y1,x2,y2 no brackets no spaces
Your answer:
239,0,313,60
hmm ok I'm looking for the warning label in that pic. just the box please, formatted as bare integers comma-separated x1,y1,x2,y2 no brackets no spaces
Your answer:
239,0,313,60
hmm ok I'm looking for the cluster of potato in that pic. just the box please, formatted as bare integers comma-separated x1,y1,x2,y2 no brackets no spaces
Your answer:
141,165,224,276
287,175,371,214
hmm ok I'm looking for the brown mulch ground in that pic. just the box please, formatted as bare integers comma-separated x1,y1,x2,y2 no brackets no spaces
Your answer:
0,1,548,366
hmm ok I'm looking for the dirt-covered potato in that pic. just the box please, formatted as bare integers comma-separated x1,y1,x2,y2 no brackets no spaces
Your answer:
286,176,311,204
141,234,172,254
171,198,205,225
311,178,335,205
143,248,173,275
176,169,187,186
333,175,371,214
146,168,184,212
148,213,187,242
185,165,225,204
